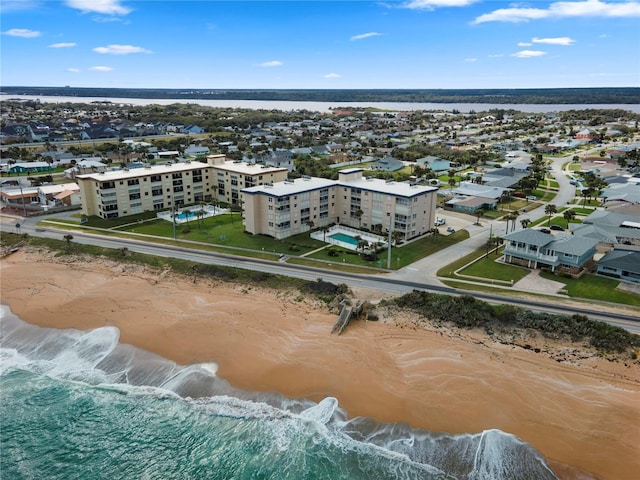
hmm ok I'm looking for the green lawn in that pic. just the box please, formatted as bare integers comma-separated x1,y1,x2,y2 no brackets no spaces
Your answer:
438,247,530,283
115,213,326,255
459,254,531,283
305,229,470,269
46,212,470,270
540,272,640,306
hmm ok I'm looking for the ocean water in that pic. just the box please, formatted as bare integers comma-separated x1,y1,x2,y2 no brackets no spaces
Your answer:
0,306,557,480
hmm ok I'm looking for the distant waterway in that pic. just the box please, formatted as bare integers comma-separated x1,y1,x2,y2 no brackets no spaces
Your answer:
2,94,639,114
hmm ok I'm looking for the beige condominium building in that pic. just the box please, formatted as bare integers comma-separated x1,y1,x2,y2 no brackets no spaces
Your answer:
76,161,213,218
206,154,288,206
242,168,438,240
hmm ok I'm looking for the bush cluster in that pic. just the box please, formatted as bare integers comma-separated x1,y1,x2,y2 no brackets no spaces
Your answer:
392,290,640,353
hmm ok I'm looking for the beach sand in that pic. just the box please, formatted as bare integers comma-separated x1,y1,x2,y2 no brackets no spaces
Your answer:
1,249,639,480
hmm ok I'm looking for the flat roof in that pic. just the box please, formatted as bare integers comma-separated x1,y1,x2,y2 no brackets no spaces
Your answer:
76,161,209,182
338,177,437,197
213,161,288,176
242,177,336,196
242,175,437,198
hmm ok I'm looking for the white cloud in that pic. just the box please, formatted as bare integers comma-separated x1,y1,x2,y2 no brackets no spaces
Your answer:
3,28,41,38
1,1,41,13
599,34,610,38
323,73,341,78
67,68,80,73
511,50,548,58
532,36,575,45
518,42,532,47
257,60,283,67
350,32,383,41
488,54,504,58
89,66,113,71
402,0,479,9
93,44,151,54
473,0,640,24
65,0,131,15
464,58,477,62
49,42,77,48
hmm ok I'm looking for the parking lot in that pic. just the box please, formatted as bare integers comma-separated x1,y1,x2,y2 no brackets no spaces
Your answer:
433,209,476,235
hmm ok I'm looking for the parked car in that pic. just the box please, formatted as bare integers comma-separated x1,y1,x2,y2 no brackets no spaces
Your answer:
550,225,564,231
434,218,446,226
446,227,455,233
540,228,551,234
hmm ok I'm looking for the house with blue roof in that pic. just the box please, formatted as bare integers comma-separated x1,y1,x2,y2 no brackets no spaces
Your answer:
503,229,599,274
416,156,451,173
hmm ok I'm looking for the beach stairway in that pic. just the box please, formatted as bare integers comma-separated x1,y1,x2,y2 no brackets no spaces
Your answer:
330,301,365,335
331,304,353,335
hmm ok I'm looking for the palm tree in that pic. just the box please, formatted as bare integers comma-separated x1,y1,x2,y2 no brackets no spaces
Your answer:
474,208,485,226
520,218,531,229
544,204,557,226
353,209,363,229
322,225,330,242
563,209,576,225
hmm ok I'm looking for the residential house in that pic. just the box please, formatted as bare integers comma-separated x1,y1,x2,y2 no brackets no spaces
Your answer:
8,162,54,175
416,156,452,173
38,183,81,207
182,125,205,135
370,157,405,172
575,128,601,142
573,209,640,246
503,229,599,273
184,145,210,158
596,247,640,283
444,182,510,213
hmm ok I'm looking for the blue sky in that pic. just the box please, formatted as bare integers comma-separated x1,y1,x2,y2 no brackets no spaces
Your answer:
1,0,639,89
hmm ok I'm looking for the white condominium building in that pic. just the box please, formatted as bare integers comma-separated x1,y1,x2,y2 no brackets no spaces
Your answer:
76,161,213,218
242,168,438,240
206,154,288,206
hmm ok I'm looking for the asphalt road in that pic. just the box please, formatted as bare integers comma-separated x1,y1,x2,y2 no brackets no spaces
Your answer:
6,220,638,334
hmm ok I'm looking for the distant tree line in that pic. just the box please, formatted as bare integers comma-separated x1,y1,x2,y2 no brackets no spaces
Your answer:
4,86,640,104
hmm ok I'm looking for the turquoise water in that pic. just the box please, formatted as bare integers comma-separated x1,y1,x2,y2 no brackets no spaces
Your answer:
0,306,557,479
176,210,196,220
329,232,359,246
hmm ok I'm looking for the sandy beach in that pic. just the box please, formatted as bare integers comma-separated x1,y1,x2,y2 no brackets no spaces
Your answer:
1,249,639,480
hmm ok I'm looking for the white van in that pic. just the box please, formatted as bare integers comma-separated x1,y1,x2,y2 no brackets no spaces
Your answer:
434,218,446,226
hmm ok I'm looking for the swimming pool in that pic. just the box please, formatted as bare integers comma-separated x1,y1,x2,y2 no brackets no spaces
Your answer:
176,211,196,220
328,232,358,246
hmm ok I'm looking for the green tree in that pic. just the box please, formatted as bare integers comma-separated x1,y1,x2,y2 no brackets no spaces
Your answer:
544,204,557,226
563,210,576,224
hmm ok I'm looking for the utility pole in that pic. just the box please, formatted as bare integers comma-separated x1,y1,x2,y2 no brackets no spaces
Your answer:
387,212,392,269
172,205,176,240
18,181,27,217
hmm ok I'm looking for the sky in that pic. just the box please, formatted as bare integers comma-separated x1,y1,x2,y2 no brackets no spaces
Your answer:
1,0,639,89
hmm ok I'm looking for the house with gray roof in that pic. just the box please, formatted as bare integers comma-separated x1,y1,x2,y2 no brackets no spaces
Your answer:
370,157,405,172
575,209,640,246
503,229,599,273
596,247,640,283
444,181,511,213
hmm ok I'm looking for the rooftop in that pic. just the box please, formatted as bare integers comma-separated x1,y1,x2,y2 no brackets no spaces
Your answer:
76,161,209,182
